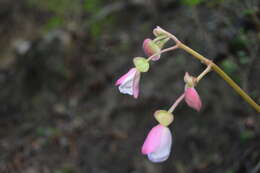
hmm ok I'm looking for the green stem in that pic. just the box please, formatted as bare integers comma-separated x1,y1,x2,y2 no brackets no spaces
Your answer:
179,43,260,113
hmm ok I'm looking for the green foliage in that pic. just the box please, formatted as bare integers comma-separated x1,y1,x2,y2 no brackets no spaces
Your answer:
26,0,81,15
83,0,102,13
43,16,64,31
181,0,204,6
89,15,116,38
221,59,237,75
36,127,61,137
237,50,250,65
240,130,255,143
26,0,82,31
242,9,255,16
89,21,103,38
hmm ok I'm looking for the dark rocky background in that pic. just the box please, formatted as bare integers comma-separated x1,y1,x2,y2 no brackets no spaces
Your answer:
0,0,259,172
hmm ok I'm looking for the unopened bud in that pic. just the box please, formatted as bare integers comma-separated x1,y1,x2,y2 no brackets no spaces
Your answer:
184,87,202,112
154,110,174,126
153,26,166,37
154,37,170,48
143,38,161,61
184,72,196,87
133,57,149,72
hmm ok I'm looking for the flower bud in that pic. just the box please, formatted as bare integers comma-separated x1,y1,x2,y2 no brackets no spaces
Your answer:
143,39,161,61
153,26,166,37
155,37,170,48
154,110,174,126
133,57,150,72
184,87,202,112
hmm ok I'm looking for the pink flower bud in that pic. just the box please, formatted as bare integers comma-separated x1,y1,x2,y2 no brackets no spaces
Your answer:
142,124,172,163
115,68,141,99
184,87,202,111
142,38,161,61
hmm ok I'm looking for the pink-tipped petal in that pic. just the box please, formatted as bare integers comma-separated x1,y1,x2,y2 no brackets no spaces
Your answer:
142,38,160,61
115,68,136,86
184,87,202,112
133,71,141,99
141,125,164,155
147,126,172,163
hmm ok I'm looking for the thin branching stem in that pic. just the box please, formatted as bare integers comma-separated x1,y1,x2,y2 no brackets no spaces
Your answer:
147,45,179,61
196,65,212,83
168,94,185,113
157,27,260,113
179,43,260,113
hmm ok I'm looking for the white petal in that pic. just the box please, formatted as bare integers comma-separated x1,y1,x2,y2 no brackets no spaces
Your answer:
118,71,136,95
147,127,172,163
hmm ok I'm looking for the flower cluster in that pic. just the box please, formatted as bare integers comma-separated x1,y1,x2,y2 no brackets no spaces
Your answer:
115,27,170,99
115,26,206,163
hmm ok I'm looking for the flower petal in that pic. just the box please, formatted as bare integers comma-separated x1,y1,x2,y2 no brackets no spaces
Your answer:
115,68,136,86
133,71,141,99
184,87,202,111
147,126,172,163
141,125,164,155
118,76,134,95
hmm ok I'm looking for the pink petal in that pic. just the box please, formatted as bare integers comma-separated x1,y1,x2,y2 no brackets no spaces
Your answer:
141,125,164,154
133,71,141,99
115,68,136,86
184,87,202,111
147,126,172,163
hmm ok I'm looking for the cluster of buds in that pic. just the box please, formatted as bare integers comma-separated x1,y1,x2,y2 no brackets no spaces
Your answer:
115,26,208,163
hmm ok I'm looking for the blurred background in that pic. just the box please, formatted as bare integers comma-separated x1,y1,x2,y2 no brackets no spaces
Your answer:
0,0,260,172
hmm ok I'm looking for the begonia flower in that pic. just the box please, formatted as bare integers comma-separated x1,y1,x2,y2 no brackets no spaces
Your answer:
115,68,141,99
142,124,172,163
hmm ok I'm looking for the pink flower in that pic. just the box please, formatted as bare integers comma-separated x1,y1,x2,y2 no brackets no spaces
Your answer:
141,124,172,163
142,38,161,61
115,68,141,99
184,87,202,111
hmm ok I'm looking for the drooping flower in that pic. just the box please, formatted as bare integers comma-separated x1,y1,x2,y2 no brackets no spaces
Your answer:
184,87,202,112
115,68,141,99
142,124,172,163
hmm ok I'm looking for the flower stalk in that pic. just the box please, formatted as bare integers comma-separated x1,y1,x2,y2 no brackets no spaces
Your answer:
179,43,260,113
168,94,185,113
156,26,260,113
196,65,212,83
147,45,179,61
